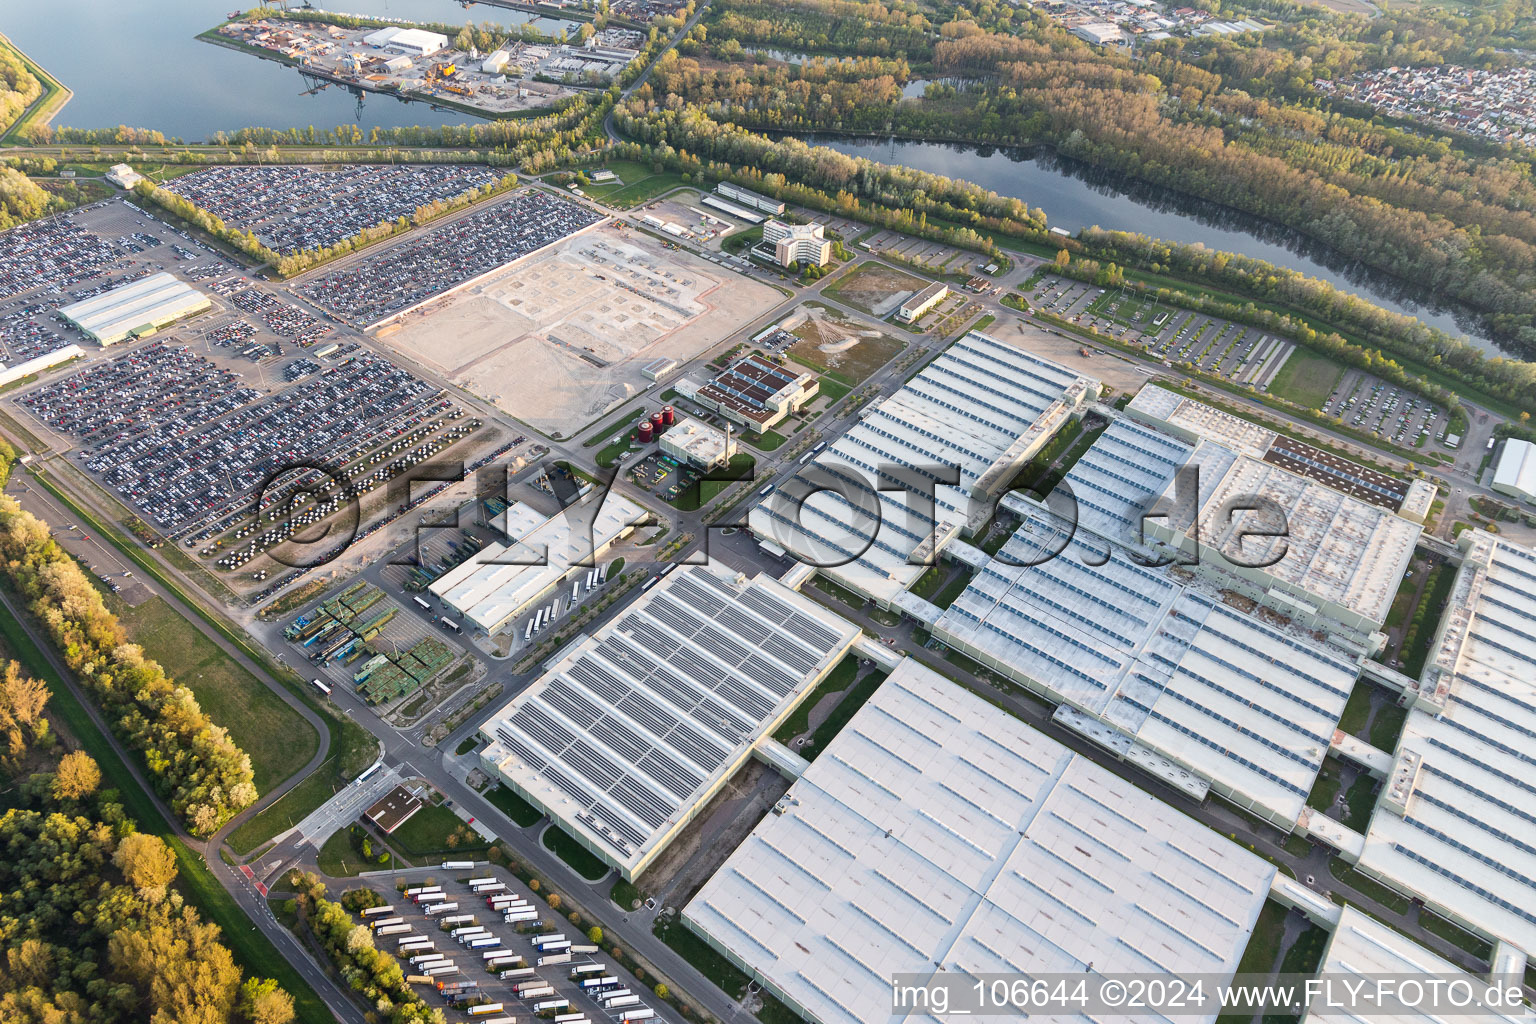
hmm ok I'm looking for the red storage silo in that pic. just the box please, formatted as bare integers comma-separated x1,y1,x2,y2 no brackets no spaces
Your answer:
662,405,676,426
651,412,666,433
637,420,654,444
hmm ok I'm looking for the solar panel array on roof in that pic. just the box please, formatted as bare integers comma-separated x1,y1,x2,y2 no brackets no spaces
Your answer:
478,567,860,876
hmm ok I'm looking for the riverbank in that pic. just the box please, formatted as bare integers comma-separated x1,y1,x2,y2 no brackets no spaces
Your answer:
0,32,72,144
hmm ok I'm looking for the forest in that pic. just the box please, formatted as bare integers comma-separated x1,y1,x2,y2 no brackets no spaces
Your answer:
643,0,1536,355
0,491,257,836
0,42,42,137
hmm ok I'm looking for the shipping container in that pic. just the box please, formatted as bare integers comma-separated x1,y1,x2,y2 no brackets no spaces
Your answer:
469,937,501,949
472,882,507,895
404,974,433,985
604,995,640,1010
424,964,459,977
441,860,474,870
568,944,599,954
581,977,619,990
405,886,442,898
410,953,446,965
570,964,604,976
466,876,498,887
450,926,486,938
503,910,539,924
424,902,459,915
538,952,572,966
621,1010,657,1022
499,967,536,980
440,914,475,927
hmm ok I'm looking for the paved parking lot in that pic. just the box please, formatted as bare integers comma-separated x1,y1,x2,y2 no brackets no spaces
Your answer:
1322,369,1449,449
16,342,475,559
163,165,499,256
297,189,602,328
0,198,237,362
370,869,669,1020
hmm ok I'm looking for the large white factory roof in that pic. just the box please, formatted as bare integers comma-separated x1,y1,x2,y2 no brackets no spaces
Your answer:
478,567,860,877
431,494,647,633
1127,383,1278,459
1357,533,1536,956
1492,438,1536,503
749,330,1097,604
933,502,1360,825
1303,907,1528,1024
1149,452,1421,627
684,659,1275,1024
59,272,209,345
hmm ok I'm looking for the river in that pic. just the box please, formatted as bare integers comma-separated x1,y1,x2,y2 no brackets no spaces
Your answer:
804,135,1510,357
1,0,580,140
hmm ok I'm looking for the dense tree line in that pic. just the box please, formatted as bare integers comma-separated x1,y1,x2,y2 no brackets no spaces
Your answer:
663,0,1536,355
0,493,256,835
0,42,42,137
285,872,445,1024
0,744,291,1024
611,105,1536,410
706,0,933,59
0,167,56,231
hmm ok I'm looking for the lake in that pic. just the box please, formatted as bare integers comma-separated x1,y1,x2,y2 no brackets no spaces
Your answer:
2,0,580,140
804,135,1509,356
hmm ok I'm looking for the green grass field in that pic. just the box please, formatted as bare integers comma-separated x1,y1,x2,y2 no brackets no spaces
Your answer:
486,784,543,828
389,802,486,860
225,761,344,855
773,655,860,745
114,596,317,793
744,429,788,452
582,162,690,208
542,824,610,880
1267,349,1345,408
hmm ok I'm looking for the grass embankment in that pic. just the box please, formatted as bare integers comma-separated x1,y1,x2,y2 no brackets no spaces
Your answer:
0,598,331,1022
581,160,690,207
487,784,544,827
542,824,610,880
0,34,71,144
114,596,317,793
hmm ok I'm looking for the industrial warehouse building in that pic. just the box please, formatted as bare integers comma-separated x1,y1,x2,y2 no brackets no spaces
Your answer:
1303,907,1527,1024
59,272,210,346
1491,438,1536,504
688,352,817,431
1063,403,1421,638
363,25,449,56
0,345,84,389
714,182,785,216
749,330,1099,605
477,567,861,879
929,495,1360,827
683,659,1275,1024
897,281,948,322
430,494,647,635
658,414,736,469
1127,384,1437,521
1354,532,1536,956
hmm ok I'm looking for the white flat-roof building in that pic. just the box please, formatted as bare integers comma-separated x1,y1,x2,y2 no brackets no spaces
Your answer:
481,49,510,73
59,272,210,346
1072,21,1124,45
1491,438,1536,504
716,182,785,216
431,494,647,635
684,659,1276,1024
105,163,144,189
1303,907,1528,1024
1355,532,1536,956
933,498,1360,826
659,414,735,469
1143,451,1421,633
478,567,861,879
0,344,84,389
749,330,1099,606
897,281,948,322
364,25,448,56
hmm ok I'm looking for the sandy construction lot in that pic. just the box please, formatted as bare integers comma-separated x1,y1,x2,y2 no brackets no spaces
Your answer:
377,223,781,436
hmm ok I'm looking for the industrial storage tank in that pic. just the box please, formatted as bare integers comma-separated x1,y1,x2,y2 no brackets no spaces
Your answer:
637,420,654,444
650,412,666,433
662,405,676,426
